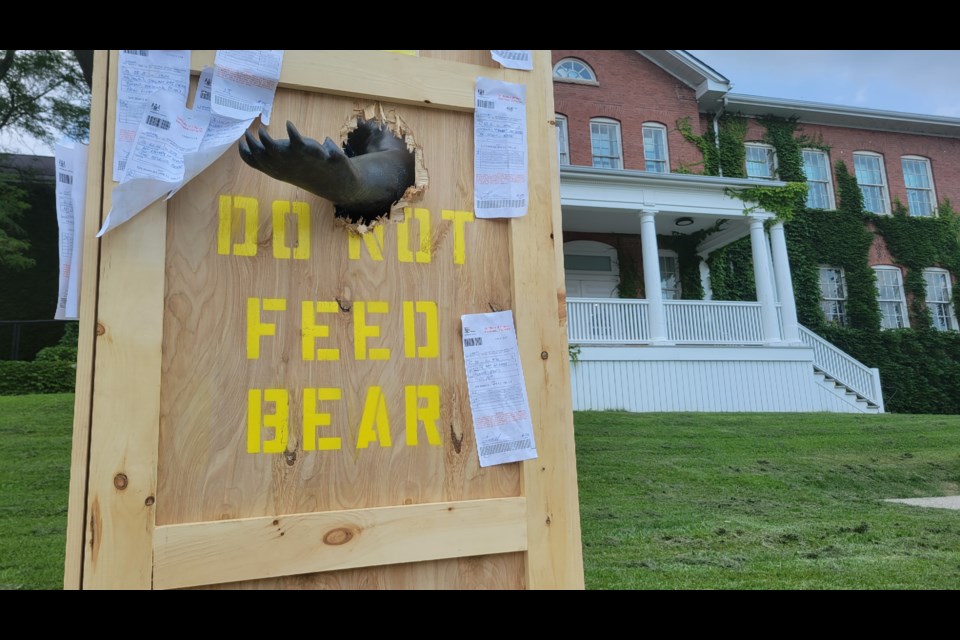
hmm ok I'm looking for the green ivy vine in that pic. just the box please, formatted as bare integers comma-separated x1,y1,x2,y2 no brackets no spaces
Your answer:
869,198,960,330
834,159,865,215
676,114,747,177
673,112,960,413
725,182,809,223
660,231,707,300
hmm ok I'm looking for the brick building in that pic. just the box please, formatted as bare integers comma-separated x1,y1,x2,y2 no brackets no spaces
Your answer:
554,51,960,413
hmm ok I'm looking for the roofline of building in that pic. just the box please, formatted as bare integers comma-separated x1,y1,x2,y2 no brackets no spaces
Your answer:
630,50,960,138
723,93,960,139
636,50,731,104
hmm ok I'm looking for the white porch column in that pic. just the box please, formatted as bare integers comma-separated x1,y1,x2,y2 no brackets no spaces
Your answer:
769,221,801,343
698,251,713,300
749,214,781,343
639,209,670,344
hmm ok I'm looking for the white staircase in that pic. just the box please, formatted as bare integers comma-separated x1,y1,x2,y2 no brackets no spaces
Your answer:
798,325,884,413
811,370,882,413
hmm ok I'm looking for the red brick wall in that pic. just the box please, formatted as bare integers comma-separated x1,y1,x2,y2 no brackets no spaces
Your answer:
555,52,960,318
743,119,960,210
866,225,897,266
552,50,705,172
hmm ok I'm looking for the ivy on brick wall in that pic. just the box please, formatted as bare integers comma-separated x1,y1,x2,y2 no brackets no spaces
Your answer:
786,209,880,330
614,237,642,299
867,199,960,329
676,112,960,412
675,114,747,178
705,239,755,301
661,232,706,300
834,159,865,215
613,232,706,300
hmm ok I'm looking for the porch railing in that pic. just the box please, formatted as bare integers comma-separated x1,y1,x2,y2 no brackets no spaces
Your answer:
565,297,883,408
664,300,766,344
567,298,767,344
567,298,649,344
797,325,882,407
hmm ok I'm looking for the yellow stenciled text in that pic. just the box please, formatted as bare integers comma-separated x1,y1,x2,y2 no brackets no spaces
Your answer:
217,196,474,264
247,385,443,453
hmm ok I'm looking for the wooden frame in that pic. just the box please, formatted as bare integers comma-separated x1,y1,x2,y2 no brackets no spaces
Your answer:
66,50,582,589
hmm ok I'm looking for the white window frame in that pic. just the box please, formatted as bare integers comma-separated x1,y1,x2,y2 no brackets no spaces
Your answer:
745,142,777,180
873,266,909,329
802,148,835,210
923,268,958,331
853,152,890,214
819,266,848,327
659,250,681,300
556,114,570,166
642,122,669,174
901,156,937,217
553,58,598,85
590,118,622,170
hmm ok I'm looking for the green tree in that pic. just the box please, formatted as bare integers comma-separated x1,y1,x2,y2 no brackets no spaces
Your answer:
0,50,90,270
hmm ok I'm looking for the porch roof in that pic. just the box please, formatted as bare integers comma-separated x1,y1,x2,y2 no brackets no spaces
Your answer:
559,166,783,252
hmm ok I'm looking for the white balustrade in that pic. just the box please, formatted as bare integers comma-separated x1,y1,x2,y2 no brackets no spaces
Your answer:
797,325,881,406
566,298,649,343
565,297,882,409
664,300,765,344
567,298,770,345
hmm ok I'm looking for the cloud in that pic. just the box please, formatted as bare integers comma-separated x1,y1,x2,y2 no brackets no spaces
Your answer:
688,50,960,118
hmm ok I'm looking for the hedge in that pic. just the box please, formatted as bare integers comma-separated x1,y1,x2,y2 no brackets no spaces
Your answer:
0,361,76,395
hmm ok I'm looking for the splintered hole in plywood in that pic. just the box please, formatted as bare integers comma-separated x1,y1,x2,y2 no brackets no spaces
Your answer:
334,103,428,235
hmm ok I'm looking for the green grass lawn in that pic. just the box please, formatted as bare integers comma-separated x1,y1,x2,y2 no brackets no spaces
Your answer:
577,411,960,589
2,394,959,589
0,393,73,590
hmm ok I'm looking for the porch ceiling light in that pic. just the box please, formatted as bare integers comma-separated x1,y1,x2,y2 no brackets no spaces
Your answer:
675,217,695,227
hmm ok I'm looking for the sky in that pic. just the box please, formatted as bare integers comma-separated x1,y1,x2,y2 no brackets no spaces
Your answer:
687,50,960,118
5,50,960,157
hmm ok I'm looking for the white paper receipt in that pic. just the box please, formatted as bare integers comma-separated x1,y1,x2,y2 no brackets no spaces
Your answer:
474,77,528,218
54,140,88,320
114,50,190,182
461,310,538,467
490,50,533,70
211,50,283,125
121,90,209,184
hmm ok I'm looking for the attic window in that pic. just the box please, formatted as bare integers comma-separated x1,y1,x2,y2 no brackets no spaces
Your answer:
553,58,598,85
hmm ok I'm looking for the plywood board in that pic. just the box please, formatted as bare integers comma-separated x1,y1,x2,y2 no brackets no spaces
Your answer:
68,50,582,589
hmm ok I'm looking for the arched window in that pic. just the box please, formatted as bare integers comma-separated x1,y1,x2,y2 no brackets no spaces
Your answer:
924,268,958,331
590,118,622,169
901,156,936,217
556,114,570,165
819,266,847,326
745,142,777,180
642,123,669,173
873,265,908,329
802,149,835,209
853,152,890,214
563,241,620,298
553,58,598,85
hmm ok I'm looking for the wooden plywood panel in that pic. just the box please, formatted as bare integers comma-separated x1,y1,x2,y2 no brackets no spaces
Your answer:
158,92,520,528
70,50,582,589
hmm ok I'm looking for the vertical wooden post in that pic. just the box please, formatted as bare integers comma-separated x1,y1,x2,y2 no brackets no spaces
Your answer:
510,51,584,589
64,49,110,589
